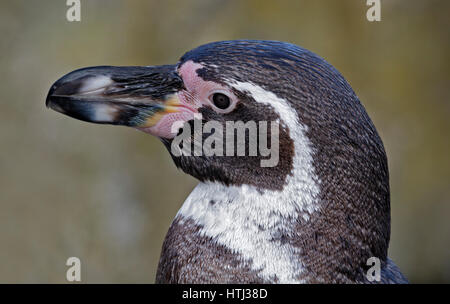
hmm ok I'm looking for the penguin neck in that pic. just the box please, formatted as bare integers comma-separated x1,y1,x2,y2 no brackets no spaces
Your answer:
176,180,317,283
175,111,325,283
176,174,386,283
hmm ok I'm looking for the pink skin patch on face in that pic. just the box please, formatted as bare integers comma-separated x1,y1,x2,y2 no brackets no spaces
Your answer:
137,60,235,139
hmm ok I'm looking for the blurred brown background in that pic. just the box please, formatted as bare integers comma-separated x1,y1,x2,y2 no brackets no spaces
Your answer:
0,0,448,283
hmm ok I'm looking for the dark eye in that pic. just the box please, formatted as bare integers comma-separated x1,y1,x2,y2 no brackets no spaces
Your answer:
212,93,231,109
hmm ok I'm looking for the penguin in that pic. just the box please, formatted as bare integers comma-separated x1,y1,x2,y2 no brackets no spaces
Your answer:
46,40,408,283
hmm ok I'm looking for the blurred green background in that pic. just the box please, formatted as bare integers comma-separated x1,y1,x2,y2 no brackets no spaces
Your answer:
0,0,448,283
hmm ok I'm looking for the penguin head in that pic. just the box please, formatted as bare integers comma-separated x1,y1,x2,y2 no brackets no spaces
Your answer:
46,40,388,203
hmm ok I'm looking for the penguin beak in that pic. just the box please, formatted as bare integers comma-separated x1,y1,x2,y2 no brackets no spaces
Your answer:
46,65,185,129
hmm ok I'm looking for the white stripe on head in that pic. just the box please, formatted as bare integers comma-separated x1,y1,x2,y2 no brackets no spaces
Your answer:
177,81,320,283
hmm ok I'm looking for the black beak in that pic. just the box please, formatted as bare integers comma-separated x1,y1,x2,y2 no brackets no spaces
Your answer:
46,65,184,127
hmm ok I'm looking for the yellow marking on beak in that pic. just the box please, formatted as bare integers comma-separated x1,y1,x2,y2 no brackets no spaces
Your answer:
143,112,165,127
165,95,181,107
140,95,181,127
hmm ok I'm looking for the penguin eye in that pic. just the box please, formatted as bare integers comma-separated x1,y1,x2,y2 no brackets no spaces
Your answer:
211,93,231,110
